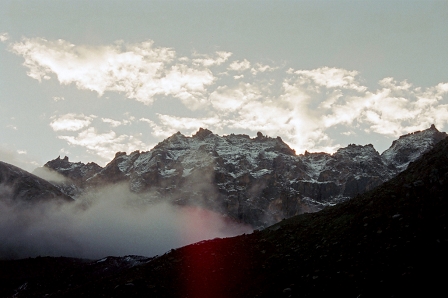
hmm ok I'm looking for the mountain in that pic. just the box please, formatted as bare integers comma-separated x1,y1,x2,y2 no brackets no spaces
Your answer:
36,125,447,228
33,156,102,197
381,124,447,171
2,124,447,298
0,161,73,204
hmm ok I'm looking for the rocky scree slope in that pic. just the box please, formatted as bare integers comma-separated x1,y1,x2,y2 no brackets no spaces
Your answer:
38,126,446,228
4,127,448,298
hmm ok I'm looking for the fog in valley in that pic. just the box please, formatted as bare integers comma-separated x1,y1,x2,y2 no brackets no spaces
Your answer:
0,183,252,260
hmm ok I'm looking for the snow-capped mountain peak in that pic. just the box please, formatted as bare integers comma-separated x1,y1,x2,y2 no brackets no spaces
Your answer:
34,125,447,228
381,124,447,172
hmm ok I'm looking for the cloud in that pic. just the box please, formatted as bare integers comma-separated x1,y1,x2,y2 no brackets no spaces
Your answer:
139,117,174,138
33,166,68,184
0,184,252,259
137,65,448,154
192,51,232,66
293,67,367,92
209,83,261,112
102,117,131,127
228,59,251,72
10,38,216,106
58,127,150,161
318,78,448,137
8,36,448,155
250,63,276,75
50,113,95,132
0,33,9,42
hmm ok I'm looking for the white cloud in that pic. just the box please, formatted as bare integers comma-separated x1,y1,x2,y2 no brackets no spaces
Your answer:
6,125,17,130
228,59,251,72
250,63,276,75
0,33,9,42
139,117,173,138
52,96,65,102
192,51,232,66
209,83,261,112
50,113,95,132
211,68,448,152
10,38,215,105
318,78,448,137
130,63,448,154
7,35,448,155
101,118,131,127
58,127,150,161
226,95,335,153
294,67,367,92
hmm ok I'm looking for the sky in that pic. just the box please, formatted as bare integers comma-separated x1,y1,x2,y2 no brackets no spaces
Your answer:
1,0,448,172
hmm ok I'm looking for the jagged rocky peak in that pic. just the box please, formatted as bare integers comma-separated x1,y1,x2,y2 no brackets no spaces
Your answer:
381,124,447,172
334,143,380,160
192,127,213,139
153,131,189,150
44,155,101,172
114,151,127,158
37,155,102,187
44,155,70,169
254,131,274,142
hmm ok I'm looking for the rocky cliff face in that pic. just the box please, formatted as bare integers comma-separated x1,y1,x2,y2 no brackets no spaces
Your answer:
37,126,447,228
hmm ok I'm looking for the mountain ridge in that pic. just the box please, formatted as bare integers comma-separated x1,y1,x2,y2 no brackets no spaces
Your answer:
2,124,447,298
35,125,447,228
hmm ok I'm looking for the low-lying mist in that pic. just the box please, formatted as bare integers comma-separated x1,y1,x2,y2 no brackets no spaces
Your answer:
0,184,252,260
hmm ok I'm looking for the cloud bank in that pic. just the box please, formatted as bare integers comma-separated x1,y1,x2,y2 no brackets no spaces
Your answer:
10,38,217,106
9,37,448,159
0,184,252,260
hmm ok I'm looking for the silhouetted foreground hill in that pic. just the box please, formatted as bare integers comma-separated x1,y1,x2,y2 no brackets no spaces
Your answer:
2,137,447,297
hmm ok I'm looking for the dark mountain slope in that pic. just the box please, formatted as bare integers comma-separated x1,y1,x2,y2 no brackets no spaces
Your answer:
3,135,447,297
0,161,73,204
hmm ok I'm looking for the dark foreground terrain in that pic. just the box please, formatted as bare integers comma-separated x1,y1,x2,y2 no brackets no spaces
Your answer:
1,137,448,297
